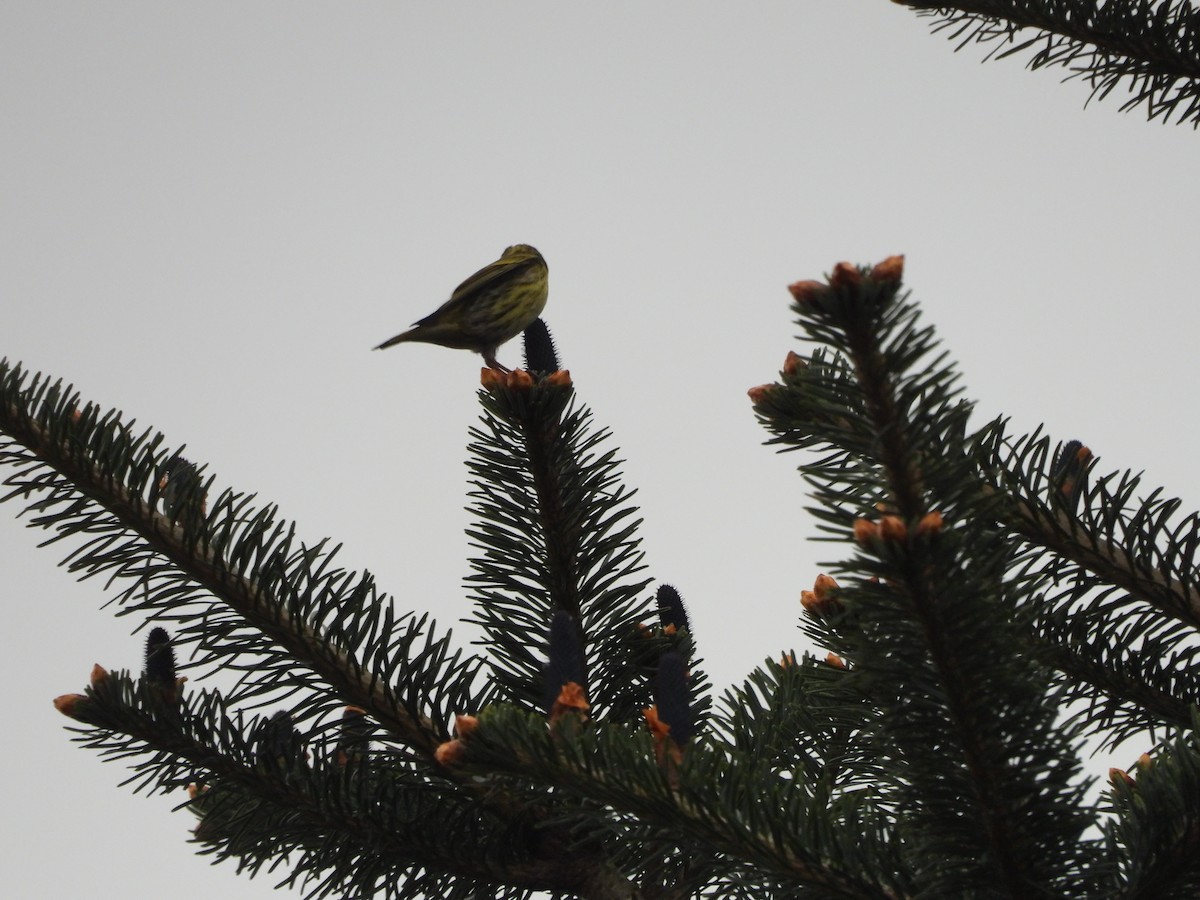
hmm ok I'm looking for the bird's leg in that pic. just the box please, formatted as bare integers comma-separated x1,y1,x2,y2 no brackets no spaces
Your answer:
482,351,509,372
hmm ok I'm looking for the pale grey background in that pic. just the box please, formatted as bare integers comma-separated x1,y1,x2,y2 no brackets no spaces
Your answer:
2,2,1196,898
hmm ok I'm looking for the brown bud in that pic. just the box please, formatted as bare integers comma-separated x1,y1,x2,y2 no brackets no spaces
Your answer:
782,351,806,376
779,653,795,668
1109,767,1135,789
916,511,944,537
480,367,505,389
825,652,848,670
550,682,591,729
507,369,535,390
552,681,590,716
1135,753,1153,772
787,279,826,305
435,739,468,767
545,369,572,387
870,255,905,283
90,664,109,688
747,384,776,405
53,693,88,718
829,262,861,290
879,515,907,542
642,705,671,741
853,518,879,545
812,573,839,599
454,714,479,739
802,573,843,617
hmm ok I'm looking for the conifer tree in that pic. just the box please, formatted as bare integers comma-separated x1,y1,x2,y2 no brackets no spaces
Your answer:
4,3,1200,898
894,0,1200,125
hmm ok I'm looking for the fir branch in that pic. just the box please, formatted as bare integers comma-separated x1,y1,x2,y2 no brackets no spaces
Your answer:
0,361,469,755
974,425,1200,745
453,705,909,900
895,0,1200,124
1105,722,1200,898
709,654,884,794
978,425,1200,630
1034,611,1200,745
756,263,1101,896
59,670,634,900
465,373,655,721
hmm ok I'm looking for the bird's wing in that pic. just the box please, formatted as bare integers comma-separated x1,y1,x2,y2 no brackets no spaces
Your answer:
408,257,512,327
449,252,535,306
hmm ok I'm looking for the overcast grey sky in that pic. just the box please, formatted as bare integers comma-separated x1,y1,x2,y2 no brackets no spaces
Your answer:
3,3,1197,898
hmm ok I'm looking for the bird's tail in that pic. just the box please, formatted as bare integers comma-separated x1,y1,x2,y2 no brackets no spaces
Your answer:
373,328,417,351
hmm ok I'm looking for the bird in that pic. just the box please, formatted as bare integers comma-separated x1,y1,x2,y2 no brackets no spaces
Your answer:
374,244,548,370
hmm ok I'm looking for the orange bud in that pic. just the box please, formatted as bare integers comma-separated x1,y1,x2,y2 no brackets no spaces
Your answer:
879,515,907,542
642,705,671,741
480,368,505,389
1109,767,1135,789
90,664,109,688
782,351,806,376
787,279,826,305
545,369,572,387
554,681,590,714
799,590,836,618
870,255,905,283
747,384,776,405
779,653,795,668
853,518,879,544
829,262,861,290
1136,753,1153,771
435,739,468,767
507,369,535,389
803,574,843,617
454,714,479,739
812,573,839,599
825,652,847,670
916,511,944,537
53,693,88,718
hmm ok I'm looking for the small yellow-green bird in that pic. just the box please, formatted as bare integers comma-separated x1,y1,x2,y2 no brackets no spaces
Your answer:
374,244,549,370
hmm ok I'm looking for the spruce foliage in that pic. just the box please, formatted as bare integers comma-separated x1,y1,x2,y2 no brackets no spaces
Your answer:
7,250,1200,896
894,0,1200,125
6,4,1200,896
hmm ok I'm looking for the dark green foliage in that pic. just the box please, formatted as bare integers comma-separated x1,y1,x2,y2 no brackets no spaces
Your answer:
8,238,1200,897
6,7,1198,897
1103,719,1200,898
756,267,1100,896
464,374,655,723
895,0,1200,125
